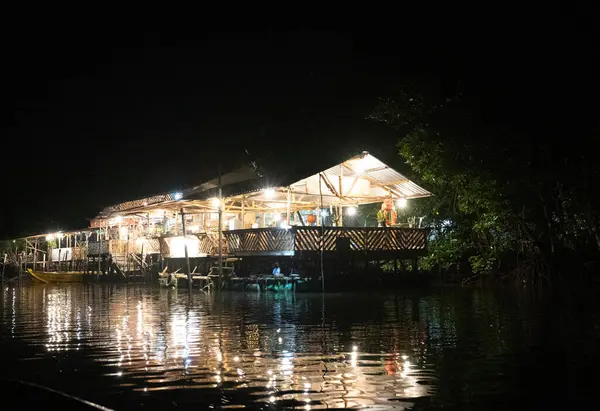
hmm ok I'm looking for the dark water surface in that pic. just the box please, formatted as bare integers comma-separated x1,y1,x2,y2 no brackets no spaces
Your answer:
1,285,599,410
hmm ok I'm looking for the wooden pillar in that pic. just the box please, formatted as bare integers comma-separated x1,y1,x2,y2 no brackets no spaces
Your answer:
33,238,38,272
241,196,245,229
86,232,89,275
174,210,179,235
97,228,102,280
73,234,77,271
286,188,291,225
126,228,130,277
181,207,192,292
218,166,223,278
141,243,145,280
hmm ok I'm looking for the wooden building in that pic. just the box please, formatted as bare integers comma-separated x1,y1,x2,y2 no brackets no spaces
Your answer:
19,152,432,278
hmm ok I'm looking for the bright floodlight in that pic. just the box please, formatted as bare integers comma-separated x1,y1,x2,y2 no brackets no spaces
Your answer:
347,206,357,216
173,192,183,200
264,188,275,198
210,198,221,208
320,209,329,217
397,198,408,208
273,213,281,221
45,234,55,241
56,232,64,239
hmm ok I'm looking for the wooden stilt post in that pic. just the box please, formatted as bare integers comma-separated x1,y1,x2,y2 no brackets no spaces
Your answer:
33,238,38,272
181,207,192,292
218,165,223,278
97,227,102,281
286,188,291,225
126,229,130,279
339,165,343,227
319,173,325,292
241,196,245,228
86,232,89,275
141,242,145,280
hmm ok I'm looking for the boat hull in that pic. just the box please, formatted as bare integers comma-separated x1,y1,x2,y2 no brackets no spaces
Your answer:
27,269,85,283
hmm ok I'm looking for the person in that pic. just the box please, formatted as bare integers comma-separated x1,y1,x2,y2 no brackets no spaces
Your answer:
272,262,281,276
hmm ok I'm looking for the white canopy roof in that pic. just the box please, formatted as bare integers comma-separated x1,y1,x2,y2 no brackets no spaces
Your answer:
228,152,432,209
96,152,432,218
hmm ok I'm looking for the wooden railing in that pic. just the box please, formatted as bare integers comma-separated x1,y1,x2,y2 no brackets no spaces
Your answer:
224,228,295,255
223,227,427,255
89,228,427,258
294,227,427,251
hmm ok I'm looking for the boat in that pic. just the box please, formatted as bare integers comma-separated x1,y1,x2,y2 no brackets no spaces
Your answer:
27,269,84,283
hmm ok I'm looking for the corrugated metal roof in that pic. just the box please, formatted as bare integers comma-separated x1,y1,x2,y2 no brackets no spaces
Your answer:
321,153,431,199
99,166,261,216
97,152,431,217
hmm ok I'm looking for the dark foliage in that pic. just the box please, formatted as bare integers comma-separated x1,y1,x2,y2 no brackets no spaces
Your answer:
370,85,600,284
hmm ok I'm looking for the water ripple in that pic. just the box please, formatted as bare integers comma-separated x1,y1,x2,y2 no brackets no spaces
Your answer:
4,284,583,409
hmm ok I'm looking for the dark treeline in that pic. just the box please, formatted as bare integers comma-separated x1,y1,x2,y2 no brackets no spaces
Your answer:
368,75,600,284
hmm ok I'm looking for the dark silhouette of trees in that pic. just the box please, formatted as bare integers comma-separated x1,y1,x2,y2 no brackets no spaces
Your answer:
370,85,600,284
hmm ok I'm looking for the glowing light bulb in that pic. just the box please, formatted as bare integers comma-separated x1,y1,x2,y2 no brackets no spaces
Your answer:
347,206,357,216
397,198,408,208
264,188,275,198
210,198,221,208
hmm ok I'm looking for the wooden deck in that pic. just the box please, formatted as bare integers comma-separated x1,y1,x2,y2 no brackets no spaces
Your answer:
223,227,428,258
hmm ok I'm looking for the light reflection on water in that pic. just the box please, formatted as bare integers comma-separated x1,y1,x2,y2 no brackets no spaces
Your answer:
4,284,589,409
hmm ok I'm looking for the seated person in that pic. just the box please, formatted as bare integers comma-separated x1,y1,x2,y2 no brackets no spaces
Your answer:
272,262,282,276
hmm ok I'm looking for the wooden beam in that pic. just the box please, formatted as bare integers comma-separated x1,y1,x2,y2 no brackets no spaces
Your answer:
320,172,340,197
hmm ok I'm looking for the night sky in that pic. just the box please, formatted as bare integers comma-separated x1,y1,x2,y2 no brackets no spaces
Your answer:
1,18,597,238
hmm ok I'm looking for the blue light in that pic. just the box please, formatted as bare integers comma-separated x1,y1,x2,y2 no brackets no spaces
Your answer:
173,192,183,200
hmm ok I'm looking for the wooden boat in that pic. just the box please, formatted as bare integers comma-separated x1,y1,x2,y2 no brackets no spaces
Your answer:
27,269,85,283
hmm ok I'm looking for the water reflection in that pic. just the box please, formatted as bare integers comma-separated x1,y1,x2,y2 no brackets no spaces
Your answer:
5,285,590,410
